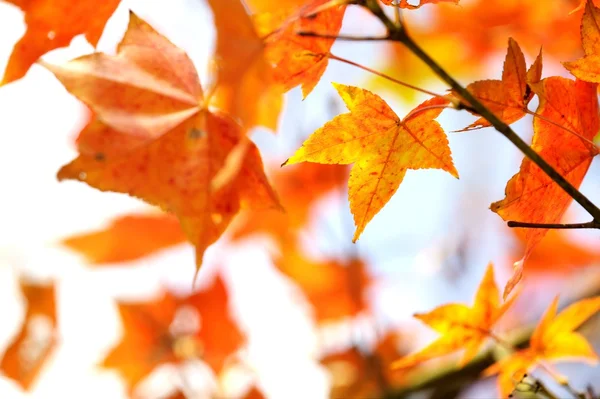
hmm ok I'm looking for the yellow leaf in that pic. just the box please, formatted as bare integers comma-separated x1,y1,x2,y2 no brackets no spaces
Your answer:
284,84,457,241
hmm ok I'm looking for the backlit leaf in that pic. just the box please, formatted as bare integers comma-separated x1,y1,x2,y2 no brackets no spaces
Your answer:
564,0,600,82
485,296,600,397
208,0,284,131
43,13,280,272
284,84,457,241
1,0,120,85
491,77,599,262
255,0,346,98
457,38,542,131
392,264,516,369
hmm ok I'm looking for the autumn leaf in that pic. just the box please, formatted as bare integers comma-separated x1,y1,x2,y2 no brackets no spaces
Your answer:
231,162,348,244
322,332,407,399
102,274,244,394
512,229,600,274
284,84,457,241
491,77,599,264
208,0,283,131
456,38,542,131
43,13,280,272
242,386,266,399
381,0,459,9
392,264,517,369
0,280,57,390
254,0,347,98
0,0,120,86
564,0,600,82
244,0,307,13
484,296,600,398
275,242,370,323
62,213,186,264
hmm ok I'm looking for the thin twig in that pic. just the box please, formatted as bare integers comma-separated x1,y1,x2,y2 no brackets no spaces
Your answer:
507,220,600,229
327,53,445,98
362,0,600,224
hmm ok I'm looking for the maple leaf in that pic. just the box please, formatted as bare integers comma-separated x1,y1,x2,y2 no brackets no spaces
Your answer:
284,84,457,241
231,162,348,244
512,229,600,274
43,13,280,272
244,0,307,13
0,0,120,86
381,0,459,9
275,243,370,323
208,0,283,131
322,332,407,399
457,38,542,131
564,0,600,82
491,77,599,267
62,213,186,264
0,280,57,390
391,264,517,369
254,0,347,98
484,296,600,398
102,275,244,394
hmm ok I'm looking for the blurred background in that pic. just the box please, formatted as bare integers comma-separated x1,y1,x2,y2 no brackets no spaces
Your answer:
1,0,600,398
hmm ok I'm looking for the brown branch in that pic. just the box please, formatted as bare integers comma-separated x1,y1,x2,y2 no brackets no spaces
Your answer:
361,0,600,225
507,220,600,229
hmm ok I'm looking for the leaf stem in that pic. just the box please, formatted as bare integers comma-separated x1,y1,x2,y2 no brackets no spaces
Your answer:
327,53,446,98
507,220,600,229
362,0,600,224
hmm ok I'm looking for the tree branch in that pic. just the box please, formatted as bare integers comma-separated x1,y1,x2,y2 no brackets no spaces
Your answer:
361,0,600,225
507,220,600,229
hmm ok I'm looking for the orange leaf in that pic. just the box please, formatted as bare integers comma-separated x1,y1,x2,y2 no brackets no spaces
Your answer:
284,84,457,241
485,296,600,397
564,0,600,82
0,280,57,390
491,77,599,260
512,229,600,274
242,386,266,399
321,332,407,398
0,0,120,85
392,264,517,369
208,0,284,131
244,0,307,13
276,244,370,323
457,38,542,131
102,275,244,394
381,0,459,9
231,163,348,244
43,13,280,272
62,213,186,264
255,0,346,98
